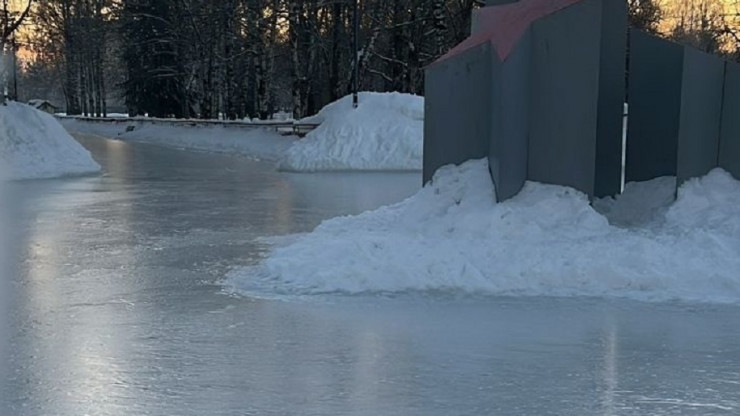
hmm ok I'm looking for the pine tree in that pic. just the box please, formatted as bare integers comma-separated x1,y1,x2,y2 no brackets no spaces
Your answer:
121,0,187,117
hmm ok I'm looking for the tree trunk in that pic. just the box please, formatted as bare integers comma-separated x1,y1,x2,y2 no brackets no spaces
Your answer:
289,1,306,118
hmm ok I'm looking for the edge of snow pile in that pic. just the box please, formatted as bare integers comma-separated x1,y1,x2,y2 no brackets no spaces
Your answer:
277,92,424,172
227,159,740,304
0,140,6,407
0,115,9,405
0,102,100,180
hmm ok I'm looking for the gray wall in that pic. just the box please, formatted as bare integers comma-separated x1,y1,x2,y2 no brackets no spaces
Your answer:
485,0,519,5
594,0,628,197
488,30,531,201
720,61,740,180
427,0,627,200
627,30,728,186
471,2,519,35
676,48,725,186
427,1,740,205
626,30,683,182
424,42,494,183
528,0,625,197
471,9,485,35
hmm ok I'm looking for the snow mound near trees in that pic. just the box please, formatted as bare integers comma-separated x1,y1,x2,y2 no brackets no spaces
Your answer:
0,102,100,180
277,92,424,172
228,159,740,304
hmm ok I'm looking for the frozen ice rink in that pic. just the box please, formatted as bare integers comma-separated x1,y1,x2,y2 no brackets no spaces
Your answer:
4,136,740,416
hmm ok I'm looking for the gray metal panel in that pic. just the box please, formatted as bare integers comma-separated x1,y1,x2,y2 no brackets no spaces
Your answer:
625,30,683,182
471,9,484,34
593,0,627,197
488,30,531,201
423,42,494,184
676,47,724,185
528,0,603,196
472,2,521,34
720,61,740,180
485,0,519,5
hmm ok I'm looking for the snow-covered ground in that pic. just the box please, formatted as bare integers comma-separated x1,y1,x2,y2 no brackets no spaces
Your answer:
0,102,100,180
0,125,6,396
277,92,423,172
60,119,296,162
228,159,740,304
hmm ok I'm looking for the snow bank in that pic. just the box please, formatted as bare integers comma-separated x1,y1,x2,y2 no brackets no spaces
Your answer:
593,176,677,228
0,139,7,406
0,102,100,180
61,119,295,162
227,160,740,304
277,92,423,172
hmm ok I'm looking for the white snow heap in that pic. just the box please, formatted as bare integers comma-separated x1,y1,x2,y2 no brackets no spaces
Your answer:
592,176,677,227
278,92,424,172
0,101,100,180
228,159,740,304
0,164,5,389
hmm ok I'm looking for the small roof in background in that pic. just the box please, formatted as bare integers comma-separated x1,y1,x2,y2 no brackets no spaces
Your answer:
28,99,57,109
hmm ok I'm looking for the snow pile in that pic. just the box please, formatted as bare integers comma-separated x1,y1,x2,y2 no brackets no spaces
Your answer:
278,92,423,172
0,102,100,180
227,159,740,304
61,92,422,168
0,188,6,416
593,176,677,227
0,145,7,390
61,119,295,162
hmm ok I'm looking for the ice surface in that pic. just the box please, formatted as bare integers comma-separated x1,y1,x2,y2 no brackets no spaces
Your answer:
0,102,100,180
228,159,740,304
61,119,296,162
277,92,423,172
7,138,740,416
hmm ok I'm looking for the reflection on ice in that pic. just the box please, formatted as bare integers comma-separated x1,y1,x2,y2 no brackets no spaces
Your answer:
5,137,740,416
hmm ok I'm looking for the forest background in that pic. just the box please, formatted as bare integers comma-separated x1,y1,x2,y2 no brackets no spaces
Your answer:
1,0,739,119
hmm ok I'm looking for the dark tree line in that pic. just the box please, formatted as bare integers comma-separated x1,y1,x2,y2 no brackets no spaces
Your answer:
24,0,484,118
17,0,740,118
32,0,111,115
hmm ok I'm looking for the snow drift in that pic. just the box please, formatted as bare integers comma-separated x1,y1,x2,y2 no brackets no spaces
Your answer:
278,92,424,172
0,126,7,397
0,102,100,180
227,159,740,304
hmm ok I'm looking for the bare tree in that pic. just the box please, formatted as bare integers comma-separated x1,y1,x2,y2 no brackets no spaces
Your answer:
666,0,725,53
1,0,32,103
1,0,31,43
21,0,494,117
627,0,662,33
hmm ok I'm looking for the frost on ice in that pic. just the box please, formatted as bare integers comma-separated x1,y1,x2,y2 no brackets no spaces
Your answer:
228,159,740,304
0,102,100,180
278,92,423,172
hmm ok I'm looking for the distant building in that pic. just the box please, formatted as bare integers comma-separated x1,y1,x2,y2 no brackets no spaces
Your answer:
28,99,58,114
